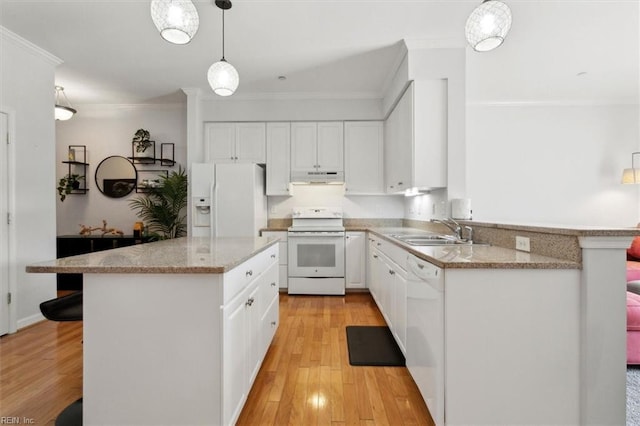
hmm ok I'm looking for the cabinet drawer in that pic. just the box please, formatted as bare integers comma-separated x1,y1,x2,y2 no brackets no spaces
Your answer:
223,244,278,303
259,262,279,318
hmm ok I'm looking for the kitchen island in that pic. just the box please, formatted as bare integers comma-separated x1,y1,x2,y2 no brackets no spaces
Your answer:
27,236,280,426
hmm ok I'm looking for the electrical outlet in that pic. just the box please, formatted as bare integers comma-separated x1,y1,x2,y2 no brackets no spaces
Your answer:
515,236,530,252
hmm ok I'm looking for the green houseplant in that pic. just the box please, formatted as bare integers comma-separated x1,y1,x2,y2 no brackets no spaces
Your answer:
57,174,84,202
128,167,188,239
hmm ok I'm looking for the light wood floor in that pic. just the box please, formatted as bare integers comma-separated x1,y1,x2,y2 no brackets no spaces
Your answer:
0,293,433,426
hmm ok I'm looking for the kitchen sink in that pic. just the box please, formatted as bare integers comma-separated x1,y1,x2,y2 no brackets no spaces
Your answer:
390,233,486,246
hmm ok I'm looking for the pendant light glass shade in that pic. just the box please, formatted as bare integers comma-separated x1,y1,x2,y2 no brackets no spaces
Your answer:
208,59,239,97
465,0,512,52
622,152,640,184
150,0,199,45
54,86,77,121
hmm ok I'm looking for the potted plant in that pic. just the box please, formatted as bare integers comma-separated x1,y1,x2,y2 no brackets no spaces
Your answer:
128,167,188,239
57,174,84,202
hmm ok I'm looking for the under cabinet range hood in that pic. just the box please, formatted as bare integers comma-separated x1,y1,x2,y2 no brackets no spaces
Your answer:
290,170,344,184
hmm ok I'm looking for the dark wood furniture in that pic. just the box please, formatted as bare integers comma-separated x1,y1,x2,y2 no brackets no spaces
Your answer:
56,235,152,290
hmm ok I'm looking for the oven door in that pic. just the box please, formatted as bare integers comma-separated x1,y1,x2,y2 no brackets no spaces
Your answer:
288,232,345,278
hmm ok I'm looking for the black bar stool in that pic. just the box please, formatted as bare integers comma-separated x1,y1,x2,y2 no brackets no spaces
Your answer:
40,291,83,426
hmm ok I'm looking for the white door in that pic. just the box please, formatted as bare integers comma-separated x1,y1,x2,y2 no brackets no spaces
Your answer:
345,232,366,289
290,122,317,172
0,112,9,336
316,122,344,172
204,122,236,163
235,123,266,163
265,122,291,196
344,121,384,194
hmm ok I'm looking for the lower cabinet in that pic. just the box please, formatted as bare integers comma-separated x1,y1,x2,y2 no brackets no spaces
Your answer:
346,231,366,289
366,233,407,355
261,231,288,289
221,245,279,425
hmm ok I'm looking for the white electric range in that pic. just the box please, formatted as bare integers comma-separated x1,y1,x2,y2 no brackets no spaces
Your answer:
287,207,346,295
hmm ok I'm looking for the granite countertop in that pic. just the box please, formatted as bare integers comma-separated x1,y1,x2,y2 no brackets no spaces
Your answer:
369,227,581,270
26,237,279,274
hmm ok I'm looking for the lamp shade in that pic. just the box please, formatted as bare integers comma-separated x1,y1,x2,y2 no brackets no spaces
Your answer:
465,0,512,52
207,59,239,97
622,168,640,184
54,86,76,121
150,0,199,45
55,105,76,121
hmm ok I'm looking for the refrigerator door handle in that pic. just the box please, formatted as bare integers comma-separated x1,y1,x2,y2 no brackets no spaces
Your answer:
210,180,217,237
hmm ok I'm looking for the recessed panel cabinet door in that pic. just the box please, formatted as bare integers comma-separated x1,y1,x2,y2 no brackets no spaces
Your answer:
266,123,291,195
290,122,317,172
344,121,384,194
205,123,235,163
316,122,344,172
346,232,366,289
222,289,249,425
235,123,266,163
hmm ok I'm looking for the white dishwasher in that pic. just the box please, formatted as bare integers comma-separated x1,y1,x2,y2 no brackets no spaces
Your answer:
406,254,445,426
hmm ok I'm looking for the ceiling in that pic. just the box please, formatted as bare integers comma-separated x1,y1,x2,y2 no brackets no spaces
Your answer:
0,0,638,105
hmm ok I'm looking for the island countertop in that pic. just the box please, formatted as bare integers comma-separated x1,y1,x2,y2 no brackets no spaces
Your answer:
26,236,279,274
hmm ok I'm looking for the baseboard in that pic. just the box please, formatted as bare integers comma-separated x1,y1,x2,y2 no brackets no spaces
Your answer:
17,312,45,330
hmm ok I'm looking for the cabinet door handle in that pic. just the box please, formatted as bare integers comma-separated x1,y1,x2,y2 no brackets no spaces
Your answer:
417,264,424,269
271,254,276,258
246,297,255,307
398,182,403,185
230,156,234,160
373,254,378,259
271,282,276,287
377,242,381,246
271,321,277,326
246,270,253,277
389,270,395,275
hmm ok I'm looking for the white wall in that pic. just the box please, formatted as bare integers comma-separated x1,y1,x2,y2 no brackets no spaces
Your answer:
268,185,404,219
0,27,59,329
466,103,640,227
56,104,187,235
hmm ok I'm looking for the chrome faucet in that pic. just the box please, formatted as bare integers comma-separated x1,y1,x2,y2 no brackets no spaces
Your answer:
430,218,462,239
430,218,473,242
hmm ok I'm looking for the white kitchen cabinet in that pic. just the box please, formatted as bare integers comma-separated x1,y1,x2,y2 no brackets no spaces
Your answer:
266,122,291,196
290,122,344,173
384,80,447,193
367,237,408,355
261,231,288,289
345,232,366,289
221,244,279,425
204,122,266,164
344,121,384,194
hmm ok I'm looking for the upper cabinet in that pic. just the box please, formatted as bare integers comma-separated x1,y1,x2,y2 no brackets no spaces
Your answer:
204,122,266,164
290,122,344,173
384,80,447,193
266,122,291,196
344,121,384,195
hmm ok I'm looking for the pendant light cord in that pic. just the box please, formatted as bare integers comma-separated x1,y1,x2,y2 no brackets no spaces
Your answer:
221,9,226,61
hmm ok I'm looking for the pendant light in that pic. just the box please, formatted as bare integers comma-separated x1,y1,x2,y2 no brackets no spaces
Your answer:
54,86,77,121
465,0,512,52
150,0,199,45
622,152,640,184
207,0,239,97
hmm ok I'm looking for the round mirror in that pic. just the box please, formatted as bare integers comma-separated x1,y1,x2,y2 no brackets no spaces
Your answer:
95,156,137,198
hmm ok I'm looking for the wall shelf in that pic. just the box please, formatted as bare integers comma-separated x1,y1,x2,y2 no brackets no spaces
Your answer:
62,145,89,195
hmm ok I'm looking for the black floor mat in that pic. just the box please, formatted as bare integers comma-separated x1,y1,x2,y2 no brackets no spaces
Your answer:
346,325,405,366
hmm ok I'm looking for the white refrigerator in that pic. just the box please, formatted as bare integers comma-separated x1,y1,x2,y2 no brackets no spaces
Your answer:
191,163,267,237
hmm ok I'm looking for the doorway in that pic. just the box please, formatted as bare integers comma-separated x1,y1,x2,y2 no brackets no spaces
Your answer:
0,111,10,335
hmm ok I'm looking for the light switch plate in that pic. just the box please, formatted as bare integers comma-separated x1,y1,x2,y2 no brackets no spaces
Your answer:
515,236,531,252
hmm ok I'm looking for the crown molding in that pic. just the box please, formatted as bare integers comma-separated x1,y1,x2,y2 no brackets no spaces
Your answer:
467,99,640,107
0,26,62,67
199,91,383,102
